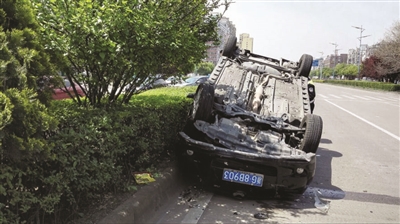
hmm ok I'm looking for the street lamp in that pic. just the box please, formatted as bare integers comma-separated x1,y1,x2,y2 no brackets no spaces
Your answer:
318,51,323,79
330,42,339,79
352,25,371,78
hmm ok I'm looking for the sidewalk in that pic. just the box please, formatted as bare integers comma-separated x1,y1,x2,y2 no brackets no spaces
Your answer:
98,160,185,224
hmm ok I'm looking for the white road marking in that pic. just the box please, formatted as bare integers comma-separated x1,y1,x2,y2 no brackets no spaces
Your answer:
384,102,400,108
364,96,383,101
325,99,400,142
181,191,213,223
319,94,328,98
329,94,341,99
352,95,370,100
341,95,355,100
384,97,399,102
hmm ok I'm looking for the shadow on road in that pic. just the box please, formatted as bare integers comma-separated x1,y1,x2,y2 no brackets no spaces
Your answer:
311,146,344,195
319,138,333,144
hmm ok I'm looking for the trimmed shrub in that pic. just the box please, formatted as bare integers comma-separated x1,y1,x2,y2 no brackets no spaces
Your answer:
0,86,196,223
320,80,400,91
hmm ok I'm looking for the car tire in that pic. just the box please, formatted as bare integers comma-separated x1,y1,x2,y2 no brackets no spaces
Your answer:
299,114,323,153
222,36,237,58
298,54,313,77
192,82,215,122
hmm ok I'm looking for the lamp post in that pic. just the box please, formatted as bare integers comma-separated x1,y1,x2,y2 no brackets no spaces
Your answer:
330,42,339,79
318,51,324,79
352,25,371,79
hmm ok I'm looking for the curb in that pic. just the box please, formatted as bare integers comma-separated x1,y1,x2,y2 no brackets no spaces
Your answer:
98,160,184,224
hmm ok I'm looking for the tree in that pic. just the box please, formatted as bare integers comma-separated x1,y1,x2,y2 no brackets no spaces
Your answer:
343,64,358,79
32,0,232,107
373,20,400,83
310,69,319,78
0,1,58,222
195,61,215,76
361,56,380,80
321,67,333,79
334,63,347,78
0,0,57,98
334,63,358,79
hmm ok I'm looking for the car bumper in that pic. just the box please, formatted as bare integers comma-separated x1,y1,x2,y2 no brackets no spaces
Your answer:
179,131,316,191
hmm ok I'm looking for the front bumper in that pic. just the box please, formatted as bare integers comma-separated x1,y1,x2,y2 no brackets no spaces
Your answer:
179,131,316,191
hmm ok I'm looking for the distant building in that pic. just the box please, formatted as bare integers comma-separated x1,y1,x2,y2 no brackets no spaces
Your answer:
238,33,254,52
323,53,348,68
205,14,236,65
347,44,377,65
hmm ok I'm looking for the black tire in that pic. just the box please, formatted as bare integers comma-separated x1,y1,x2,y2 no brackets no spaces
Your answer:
222,36,237,58
298,54,313,77
192,82,214,121
299,114,323,153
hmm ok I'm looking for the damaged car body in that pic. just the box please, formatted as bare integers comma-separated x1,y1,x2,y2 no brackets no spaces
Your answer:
179,37,323,195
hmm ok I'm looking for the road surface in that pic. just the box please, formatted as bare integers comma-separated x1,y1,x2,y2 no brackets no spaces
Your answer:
147,83,400,223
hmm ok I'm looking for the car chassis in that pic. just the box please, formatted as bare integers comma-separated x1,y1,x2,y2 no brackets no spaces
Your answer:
179,38,323,194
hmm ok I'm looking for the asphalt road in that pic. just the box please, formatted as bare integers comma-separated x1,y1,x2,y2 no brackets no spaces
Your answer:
147,83,400,223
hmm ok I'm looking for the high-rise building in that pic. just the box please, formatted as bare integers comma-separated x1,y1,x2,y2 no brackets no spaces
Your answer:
323,54,348,68
238,33,253,52
205,14,236,65
347,44,377,65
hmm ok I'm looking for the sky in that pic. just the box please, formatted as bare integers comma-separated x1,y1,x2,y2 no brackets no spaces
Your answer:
215,0,400,61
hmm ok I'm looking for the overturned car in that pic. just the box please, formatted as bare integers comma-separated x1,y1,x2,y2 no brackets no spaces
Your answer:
179,38,323,195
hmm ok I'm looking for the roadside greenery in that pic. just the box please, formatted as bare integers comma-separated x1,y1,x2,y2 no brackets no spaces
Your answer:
1,0,232,222
1,86,196,223
195,61,215,76
0,0,59,102
372,21,400,82
313,79,400,91
31,0,231,107
310,63,358,79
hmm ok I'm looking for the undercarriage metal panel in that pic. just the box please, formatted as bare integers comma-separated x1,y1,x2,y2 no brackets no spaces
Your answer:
179,131,314,163
211,57,310,125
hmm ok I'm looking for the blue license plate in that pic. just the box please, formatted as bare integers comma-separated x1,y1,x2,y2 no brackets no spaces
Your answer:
222,168,264,187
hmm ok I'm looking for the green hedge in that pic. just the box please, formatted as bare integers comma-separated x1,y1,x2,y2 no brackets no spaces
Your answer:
0,86,196,223
314,79,400,91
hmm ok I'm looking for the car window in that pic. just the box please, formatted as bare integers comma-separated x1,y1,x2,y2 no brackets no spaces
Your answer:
185,77,197,84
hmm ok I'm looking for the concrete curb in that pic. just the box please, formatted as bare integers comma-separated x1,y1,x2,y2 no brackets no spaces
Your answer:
98,161,183,224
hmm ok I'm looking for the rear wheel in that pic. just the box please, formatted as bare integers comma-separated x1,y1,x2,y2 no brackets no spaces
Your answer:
299,114,323,153
192,83,214,122
222,36,237,58
298,54,313,77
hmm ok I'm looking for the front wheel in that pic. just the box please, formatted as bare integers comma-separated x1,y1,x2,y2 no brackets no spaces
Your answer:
298,54,313,77
222,36,237,58
191,82,215,122
299,114,323,153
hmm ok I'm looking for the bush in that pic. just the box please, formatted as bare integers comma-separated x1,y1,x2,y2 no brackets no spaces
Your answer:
320,80,400,91
0,88,58,223
0,86,196,223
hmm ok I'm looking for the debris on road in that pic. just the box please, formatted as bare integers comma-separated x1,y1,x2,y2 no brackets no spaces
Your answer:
254,212,269,220
313,189,331,213
133,172,156,184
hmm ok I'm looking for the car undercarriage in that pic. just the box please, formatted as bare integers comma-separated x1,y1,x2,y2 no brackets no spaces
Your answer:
179,37,323,194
